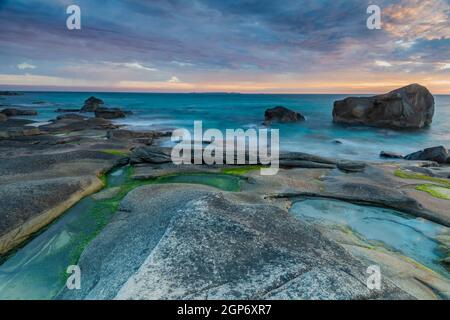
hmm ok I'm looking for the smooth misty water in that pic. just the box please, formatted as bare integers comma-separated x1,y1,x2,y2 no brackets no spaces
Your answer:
0,168,242,300
2,92,450,160
291,199,450,278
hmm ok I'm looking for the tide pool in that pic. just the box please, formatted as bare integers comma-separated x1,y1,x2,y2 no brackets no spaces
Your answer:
290,199,450,279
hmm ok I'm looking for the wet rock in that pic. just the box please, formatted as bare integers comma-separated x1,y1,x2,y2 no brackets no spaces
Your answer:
1,108,37,116
81,96,104,112
56,108,81,113
0,113,7,122
279,152,337,165
56,113,87,121
280,160,335,169
333,84,434,129
58,184,410,300
0,128,41,139
130,146,172,164
264,106,305,125
107,129,156,140
405,146,449,164
94,107,129,119
41,116,118,133
337,160,366,173
380,151,404,159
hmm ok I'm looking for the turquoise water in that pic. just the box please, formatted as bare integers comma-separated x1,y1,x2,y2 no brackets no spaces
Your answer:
291,199,450,278
2,92,450,161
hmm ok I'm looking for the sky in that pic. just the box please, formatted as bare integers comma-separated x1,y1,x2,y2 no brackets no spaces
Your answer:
0,0,449,94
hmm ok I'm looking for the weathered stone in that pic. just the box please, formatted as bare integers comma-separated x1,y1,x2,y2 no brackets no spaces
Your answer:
81,96,104,112
130,146,172,164
0,113,7,122
58,184,410,300
264,106,305,125
333,84,434,129
405,146,449,164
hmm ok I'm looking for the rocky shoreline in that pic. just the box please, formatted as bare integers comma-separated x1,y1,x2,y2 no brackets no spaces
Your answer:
0,90,449,300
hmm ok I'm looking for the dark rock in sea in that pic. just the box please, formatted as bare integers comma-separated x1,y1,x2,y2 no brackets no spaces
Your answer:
81,96,104,112
0,91,22,96
332,139,343,144
56,108,81,113
264,106,305,125
380,151,404,159
130,146,172,164
333,84,434,129
41,116,118,133
58,184,410,300
0,113,7,122
56,113,87,121
405,146,449,164
32,101,46,105
1,108,38,116
94,107,128,119
337,160,366,173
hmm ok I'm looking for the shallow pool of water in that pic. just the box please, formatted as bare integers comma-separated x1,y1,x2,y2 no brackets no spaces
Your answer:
290,199,449,278
0,168,243,299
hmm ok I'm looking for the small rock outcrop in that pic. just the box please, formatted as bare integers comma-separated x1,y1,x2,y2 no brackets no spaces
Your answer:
0,91,22,96
81,96,104,112
1,108,37,116
94,107,128,119
0,113,7,122
405,146,449,164
264,106,305,125
380,151,404,159
56,108,81,113
333,84,434,129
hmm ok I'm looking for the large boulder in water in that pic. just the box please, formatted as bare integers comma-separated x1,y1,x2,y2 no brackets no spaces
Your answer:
332,84,434,129
81,96,104,112
0,113,7,122
405,146,449,164
264,106,305,125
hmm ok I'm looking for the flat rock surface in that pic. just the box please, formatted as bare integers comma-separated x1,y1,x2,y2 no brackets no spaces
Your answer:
59,184,410,300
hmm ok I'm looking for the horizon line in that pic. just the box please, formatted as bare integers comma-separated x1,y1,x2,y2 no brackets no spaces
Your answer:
2,86,450,96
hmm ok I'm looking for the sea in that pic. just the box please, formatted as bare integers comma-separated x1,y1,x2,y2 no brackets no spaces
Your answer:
2,92,449,161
